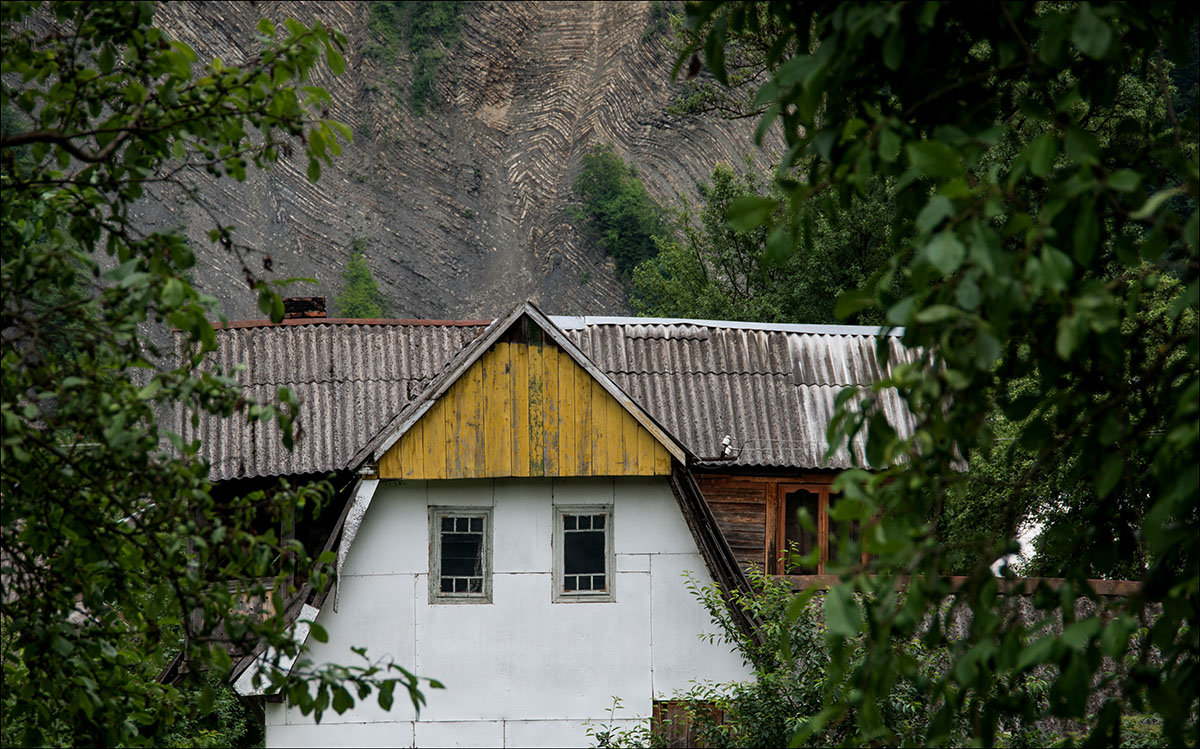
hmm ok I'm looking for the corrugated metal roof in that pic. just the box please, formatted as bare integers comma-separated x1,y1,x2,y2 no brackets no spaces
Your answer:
174,322,487,481
180,313,919,480
560,321,921,469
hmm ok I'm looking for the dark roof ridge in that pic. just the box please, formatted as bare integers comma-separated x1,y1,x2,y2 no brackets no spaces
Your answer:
209,318,491,331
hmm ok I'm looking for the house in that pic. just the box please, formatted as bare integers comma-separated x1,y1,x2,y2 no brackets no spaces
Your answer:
180,300,917,748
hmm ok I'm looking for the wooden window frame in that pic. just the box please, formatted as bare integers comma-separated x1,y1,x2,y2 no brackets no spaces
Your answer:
429,507,493,604
771,483,868,575
552,505,615,603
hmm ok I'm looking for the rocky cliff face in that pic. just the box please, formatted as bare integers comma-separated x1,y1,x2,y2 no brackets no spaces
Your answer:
140,1,773,320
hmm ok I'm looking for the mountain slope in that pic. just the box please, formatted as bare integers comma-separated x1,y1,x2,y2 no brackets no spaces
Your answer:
138,1,775,319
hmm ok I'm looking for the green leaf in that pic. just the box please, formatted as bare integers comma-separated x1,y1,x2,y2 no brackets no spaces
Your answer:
325,46,345,76
906,141,961,179
878,128,901,162
310,622,329,644
1131,186,1185,220
1106,169,1141,192
1073,200,1100,264
824,585,862,638
1095,454,1124,498
834,289,876,320
726,196,776,231
916,195,953,234
764,225,793,265
1065,127,1099,167
915,304,961,323
924,231,966,276
50,635,74,656
332,686,353,714
1024,133,1058,177
1016,636,1056,672
1072,3,1114,59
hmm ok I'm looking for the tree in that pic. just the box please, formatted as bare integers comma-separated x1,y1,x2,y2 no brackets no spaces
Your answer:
1,3,430,744
572,143,671,279
334,240,388,318
682,2,1198,745
631,160,894,325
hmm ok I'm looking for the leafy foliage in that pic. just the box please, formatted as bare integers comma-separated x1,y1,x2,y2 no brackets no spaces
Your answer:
1,3,430,744
572,143,671,280
333,240,388,318
366,1,464,115
681,1,1198,746
631,160,893,324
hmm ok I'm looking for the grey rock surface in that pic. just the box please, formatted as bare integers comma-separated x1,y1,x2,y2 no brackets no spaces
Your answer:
134,1,777,321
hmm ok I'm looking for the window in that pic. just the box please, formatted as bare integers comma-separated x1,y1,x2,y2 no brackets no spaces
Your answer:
429,508,492,603
554,506,614,602
774,484,866,575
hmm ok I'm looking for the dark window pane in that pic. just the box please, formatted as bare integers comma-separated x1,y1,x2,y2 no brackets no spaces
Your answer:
442,533,483,577
593,574,606,591
592,515,605,530
579,575,592,591
564,576,577,592
579,515,591,530
564,515,576,531
784,490,819,574
456,517,469,533
468,577,482,593
441,577,453,592
565,530,605,574
441,517,454,532
469,517,483,533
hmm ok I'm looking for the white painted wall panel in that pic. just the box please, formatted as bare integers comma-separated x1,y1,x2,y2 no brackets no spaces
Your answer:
342,485,428,577
272,477,752,749
649,552,751,695
280,574,420,725
415,571,652,722
612,478,698,555
550,477,613,505
266,720,414,748
413,720,505,748
492,490,552,573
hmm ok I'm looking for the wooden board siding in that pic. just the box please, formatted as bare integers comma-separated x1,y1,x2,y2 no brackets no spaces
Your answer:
378,340,673,479
696,473,836,573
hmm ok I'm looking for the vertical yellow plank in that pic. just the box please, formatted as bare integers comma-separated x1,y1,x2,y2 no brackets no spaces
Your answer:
527,337,544,477
637,420,654,476
653,441,671,475
398,420,421,479
484,344,512,477
621,407,638,475
576,361,591,476
592,378,608,474
423,398,447,480
542,345,559,476
557,348,575,476
607,393,623,475
463,358,484,478
512,343,530,477
441,376,458,477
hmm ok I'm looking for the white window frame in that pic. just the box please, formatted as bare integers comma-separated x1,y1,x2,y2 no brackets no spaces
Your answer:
429,507,493,604
553,505,615,603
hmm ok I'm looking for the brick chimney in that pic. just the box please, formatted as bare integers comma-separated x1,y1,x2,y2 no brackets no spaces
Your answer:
282,297,326,320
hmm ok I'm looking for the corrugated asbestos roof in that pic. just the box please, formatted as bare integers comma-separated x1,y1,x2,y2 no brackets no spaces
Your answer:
556,319,920,469
179,314,919,481
173,321,488,482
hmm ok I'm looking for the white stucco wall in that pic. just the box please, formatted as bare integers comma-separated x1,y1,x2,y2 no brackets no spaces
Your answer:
265,477,752,748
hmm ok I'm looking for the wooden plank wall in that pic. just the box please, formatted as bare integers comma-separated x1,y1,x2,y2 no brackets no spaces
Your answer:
378,340,672,479
696,472,836,573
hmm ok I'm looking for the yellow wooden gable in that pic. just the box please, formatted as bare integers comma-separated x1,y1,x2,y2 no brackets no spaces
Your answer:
377,329,674,480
